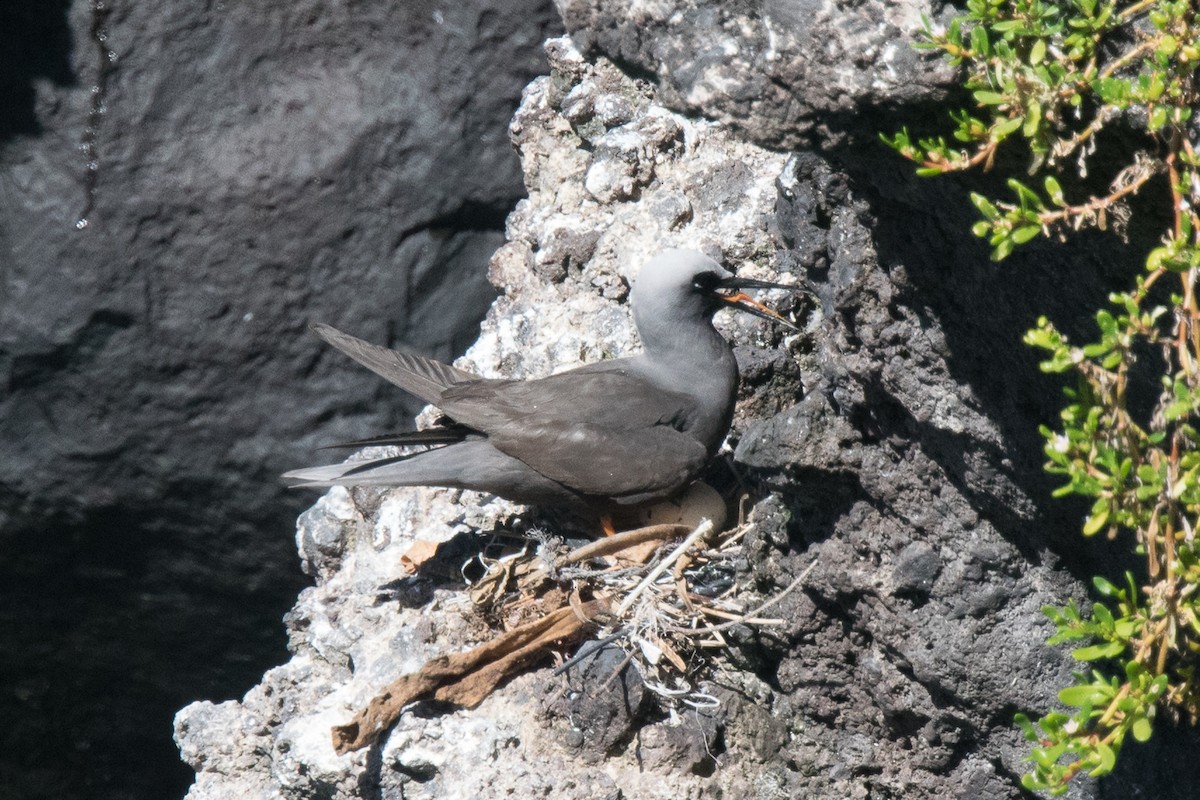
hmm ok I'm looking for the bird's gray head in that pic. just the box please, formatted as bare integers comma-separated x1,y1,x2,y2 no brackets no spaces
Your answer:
631,249,799,336
631,249,732,325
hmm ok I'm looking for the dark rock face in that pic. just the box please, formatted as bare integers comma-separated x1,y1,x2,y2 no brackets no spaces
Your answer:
0,2,560,799
717,152,1082,798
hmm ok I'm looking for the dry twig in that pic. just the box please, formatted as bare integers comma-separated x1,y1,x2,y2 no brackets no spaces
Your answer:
332,596,607,754
332,515,809,755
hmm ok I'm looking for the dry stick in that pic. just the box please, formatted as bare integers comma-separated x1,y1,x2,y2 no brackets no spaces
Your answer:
551,631,626,676
696,605,784,625
585,520,714,697
332,597,607,755
614,519,715,618
597,648,636,692
669,559,818,636
671,523,750,609
558,523,691,566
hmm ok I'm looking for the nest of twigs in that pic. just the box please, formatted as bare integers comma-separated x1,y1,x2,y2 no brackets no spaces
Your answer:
331,518,813,755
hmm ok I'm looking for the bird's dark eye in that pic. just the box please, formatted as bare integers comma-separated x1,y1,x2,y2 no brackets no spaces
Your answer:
692,271,721,292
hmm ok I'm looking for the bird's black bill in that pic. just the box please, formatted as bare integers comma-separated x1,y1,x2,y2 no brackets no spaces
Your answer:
715,276,800,292
711,276,802,331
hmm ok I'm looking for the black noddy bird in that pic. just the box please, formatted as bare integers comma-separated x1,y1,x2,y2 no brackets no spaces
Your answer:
284,249,800,526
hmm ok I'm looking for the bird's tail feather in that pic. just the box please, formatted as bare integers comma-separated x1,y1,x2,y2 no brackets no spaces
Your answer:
284,442,501,489
311,323,479,406
282,449,429,488
283,441,581,511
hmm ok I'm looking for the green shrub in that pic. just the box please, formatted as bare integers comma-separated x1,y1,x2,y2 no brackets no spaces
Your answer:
885,1,1200,792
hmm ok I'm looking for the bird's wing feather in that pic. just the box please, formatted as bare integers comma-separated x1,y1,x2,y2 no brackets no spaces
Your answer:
307,328,721,499
492,419,709,498
312,323,481,406
439,366,712,498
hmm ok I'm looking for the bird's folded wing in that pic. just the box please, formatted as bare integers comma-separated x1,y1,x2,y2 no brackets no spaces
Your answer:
311,323,482,406
491,421,708,498
439,369,710,498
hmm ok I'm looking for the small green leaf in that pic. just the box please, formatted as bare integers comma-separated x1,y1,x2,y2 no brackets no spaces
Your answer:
1149,105,1169,131
1091,742,1116,776
1094,77,1131,105
1132,716,1153,742
1014,713,1037,740
1031,742,1068,768
995,116,1025,139
1114,619,1137,638
974,90,1008,106
971,193,1001,220
1007,178,1043,209
1023,103,1041,138
1012,225,1042,244
1082,508,1109,536
1029,38,1046,65
992,236,1015,261
1058,684,1099,706
1124,660,1148,683
1135,484,1161,501
1072,641,1123,661
1044,176,1064,205
1136,464,1161,483
971,24,990,57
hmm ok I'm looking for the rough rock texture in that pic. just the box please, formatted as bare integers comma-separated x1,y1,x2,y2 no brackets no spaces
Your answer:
0,3,560,799
176,22,1200,796
556,0,956,149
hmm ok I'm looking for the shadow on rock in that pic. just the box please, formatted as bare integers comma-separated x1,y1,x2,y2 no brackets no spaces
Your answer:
0,0,74,142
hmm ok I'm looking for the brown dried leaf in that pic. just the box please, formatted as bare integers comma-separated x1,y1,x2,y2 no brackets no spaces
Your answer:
399,539,442,575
